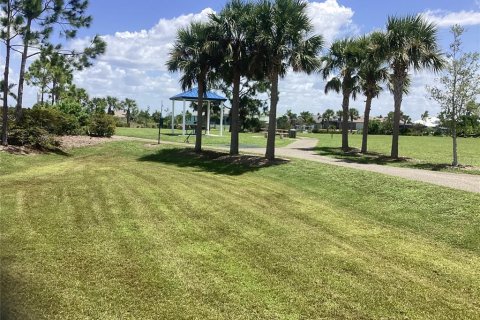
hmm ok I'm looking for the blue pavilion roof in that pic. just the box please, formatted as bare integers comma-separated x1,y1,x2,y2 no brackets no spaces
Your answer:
170,88,227,102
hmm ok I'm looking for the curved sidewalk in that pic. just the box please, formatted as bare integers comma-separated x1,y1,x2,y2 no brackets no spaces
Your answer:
243,139,480,193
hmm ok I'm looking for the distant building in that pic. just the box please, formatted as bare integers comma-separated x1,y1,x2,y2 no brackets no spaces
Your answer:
114,109,127,118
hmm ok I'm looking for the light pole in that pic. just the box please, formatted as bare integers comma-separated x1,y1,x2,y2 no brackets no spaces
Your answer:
157,102,168,144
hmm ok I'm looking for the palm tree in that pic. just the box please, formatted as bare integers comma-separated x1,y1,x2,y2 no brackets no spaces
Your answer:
421,110,429,121
357,32,389,153
402,113,411,129
167,22,219,153
253,0,323,160
335,110,343,123
122,98,137,127
210,0,253,155
322,37,363,151
0,80,17,102
106,96,119,115
322,109,335,132
385,15,444,158
349,107,359,133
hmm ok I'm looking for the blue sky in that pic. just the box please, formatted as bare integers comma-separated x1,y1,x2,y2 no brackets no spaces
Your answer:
82,0,480,50
5,0,480,119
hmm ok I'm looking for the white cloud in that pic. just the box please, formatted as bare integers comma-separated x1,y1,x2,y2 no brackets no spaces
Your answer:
72,1,358,111
423,9,480,27
307,0,358,43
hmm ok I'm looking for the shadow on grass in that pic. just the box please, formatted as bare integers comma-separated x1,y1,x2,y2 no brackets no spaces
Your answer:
313,146,410,165
313,146,480,173
138,147,288,176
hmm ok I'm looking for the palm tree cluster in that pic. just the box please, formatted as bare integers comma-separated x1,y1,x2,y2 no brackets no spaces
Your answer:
323,17,444,156
167,0,323,159
167,0,444,160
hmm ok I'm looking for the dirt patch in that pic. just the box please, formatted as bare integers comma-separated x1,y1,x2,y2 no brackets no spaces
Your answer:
59,135,118,149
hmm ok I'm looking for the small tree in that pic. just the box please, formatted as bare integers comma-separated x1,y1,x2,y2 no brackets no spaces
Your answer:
428,25,480,166
421,110,429,121
299,111,315,126
349,107,359,133
335,110,342,122
401,113,411,130
122,98,138,128
322,109,335,132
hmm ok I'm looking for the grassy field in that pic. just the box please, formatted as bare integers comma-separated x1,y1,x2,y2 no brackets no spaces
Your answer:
116,127,294,148
1,141,480,319
300,133,480,173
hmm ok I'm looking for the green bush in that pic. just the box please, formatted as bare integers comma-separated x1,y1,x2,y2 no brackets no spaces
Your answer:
56,101,89,126
24,107,80,135
88,113,116,137
8,127,60,150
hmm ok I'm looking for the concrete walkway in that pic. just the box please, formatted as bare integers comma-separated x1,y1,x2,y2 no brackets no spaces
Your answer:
114,136,480,193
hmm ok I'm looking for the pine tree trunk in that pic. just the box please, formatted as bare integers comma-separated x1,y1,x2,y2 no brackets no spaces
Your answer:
230,68,240,155
15,17,32,122
195,80,205,153
391,75,404,159
265,70,279,161
361,95,372,153
452,114,458,166
341,89,350,151
1,2,12,146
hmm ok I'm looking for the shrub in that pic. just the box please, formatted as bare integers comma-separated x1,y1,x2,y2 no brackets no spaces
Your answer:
24,107,80,135
56,101,89,126
8,127,60,150
88,113,116,137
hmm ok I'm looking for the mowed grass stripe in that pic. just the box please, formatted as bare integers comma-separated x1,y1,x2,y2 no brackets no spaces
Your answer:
1,142,479,319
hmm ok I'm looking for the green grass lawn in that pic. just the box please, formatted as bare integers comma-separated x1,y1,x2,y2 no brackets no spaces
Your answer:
301,133,480,174
1,141,480,319
116,127,294,148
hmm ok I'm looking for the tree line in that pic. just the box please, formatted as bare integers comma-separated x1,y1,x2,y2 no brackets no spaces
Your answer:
1,0,106,146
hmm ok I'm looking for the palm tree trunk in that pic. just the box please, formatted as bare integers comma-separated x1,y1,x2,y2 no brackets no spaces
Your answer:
230,68,240,155
2,1,12,146
391,76,403,159
15,17,32,122
361,95,372,153
195,80,205,153
126,109,131,127
341,90,350,151
265,71,279,161
452,113,458,166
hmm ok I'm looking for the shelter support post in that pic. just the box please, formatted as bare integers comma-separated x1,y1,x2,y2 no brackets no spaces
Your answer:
182,99,186,135
171,100,175,134
220,103,224,137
